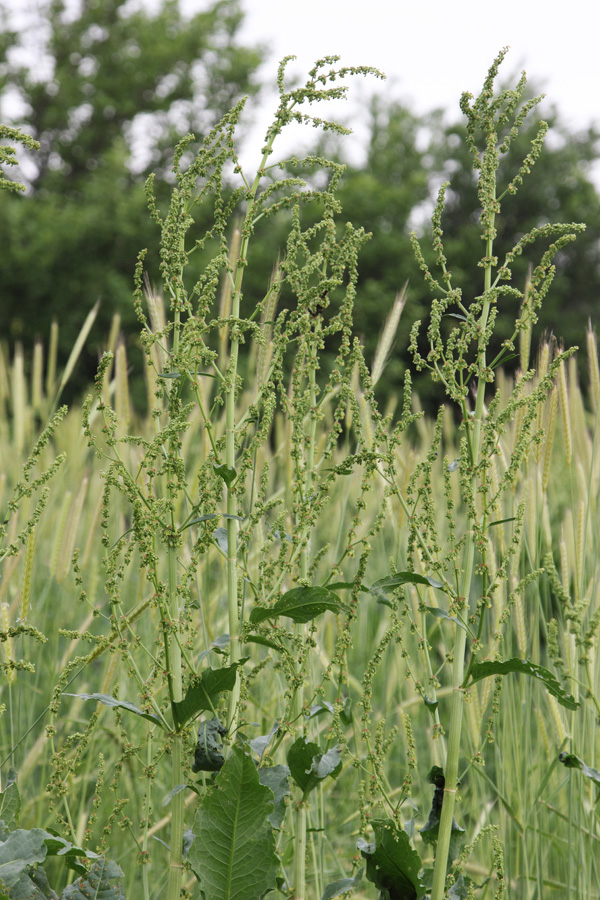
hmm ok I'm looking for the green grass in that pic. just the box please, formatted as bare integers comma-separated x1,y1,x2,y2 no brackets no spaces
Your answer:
1,324,598,897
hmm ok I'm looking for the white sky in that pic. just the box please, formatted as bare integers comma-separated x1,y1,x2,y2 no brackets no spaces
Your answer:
233,0,600,173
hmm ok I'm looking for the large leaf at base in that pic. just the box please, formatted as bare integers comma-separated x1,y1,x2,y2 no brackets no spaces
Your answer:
188,747,278,900
173,665,239,729
0,828,49,892
466,658,579,710
249,587,347,625
63,693,164,727
62,858,125,899
358,818,426,900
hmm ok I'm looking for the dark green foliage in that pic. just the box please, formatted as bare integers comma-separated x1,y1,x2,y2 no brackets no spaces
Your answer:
419,767,465,865
286,738,342,797
172,663,241,728
192,718,228,773
358,818,426,900
0,809,121,900
249,585,348,625
558,752,600,785
0,0,262,380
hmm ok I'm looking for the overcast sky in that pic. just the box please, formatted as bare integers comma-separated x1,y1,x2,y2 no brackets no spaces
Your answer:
232,0,600,173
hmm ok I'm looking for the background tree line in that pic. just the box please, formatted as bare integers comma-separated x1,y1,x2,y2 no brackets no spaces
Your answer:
1,0,599,411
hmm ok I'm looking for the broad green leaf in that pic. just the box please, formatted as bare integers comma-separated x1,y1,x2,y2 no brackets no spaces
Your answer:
321,868,364,900
249,586,347,625
424,606,466,631
63,692,164,728
189,747,278,900
558,752,600,785
370,573,444,598
214,463,237,487
157,371,181,379
419,767,465,865
173,664,239,729
358,818,426,900
42,829,100,876
192,719,228,773
0,768,20,831
287,738,342,797
258,765,290,829
466,658,579,710
62,858,125,899
0,828,49,891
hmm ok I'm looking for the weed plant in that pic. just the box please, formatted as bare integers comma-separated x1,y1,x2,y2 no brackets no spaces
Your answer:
1,52,599,900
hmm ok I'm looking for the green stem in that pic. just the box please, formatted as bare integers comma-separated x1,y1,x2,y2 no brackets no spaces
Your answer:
166,258,186,900
225,136,284,739
292,329,320,899
430,188,496,900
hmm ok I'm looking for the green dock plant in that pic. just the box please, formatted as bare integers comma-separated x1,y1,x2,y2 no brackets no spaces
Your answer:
2,50,595,900
395,47,586,897
59,56,419,900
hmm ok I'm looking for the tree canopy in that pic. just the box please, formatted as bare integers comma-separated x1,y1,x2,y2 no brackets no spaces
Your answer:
0,0,262,389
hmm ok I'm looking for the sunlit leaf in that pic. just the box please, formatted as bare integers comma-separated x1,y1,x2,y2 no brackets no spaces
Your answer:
370,573,444,599
466,658,579,710
249,586,347,625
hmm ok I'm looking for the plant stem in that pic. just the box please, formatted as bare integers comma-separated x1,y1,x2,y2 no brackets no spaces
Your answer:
166,258,185,900
225,137,281,738
430,187,496,900
292,326,319,900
